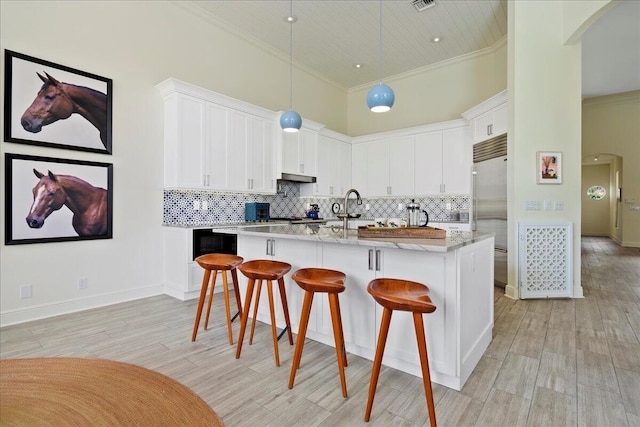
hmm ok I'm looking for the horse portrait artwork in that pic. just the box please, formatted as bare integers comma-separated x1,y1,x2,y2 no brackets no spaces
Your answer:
20,72,108,149
27,169,109,237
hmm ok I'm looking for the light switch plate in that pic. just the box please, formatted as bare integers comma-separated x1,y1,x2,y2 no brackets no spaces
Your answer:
554,201,564,211
525,201,541,210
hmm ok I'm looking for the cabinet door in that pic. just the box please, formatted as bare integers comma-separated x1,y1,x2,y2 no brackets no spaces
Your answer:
281,131,299,175
227,111,248,190
172,94,206,188
351,143,368,195
300,129,317,176
414,131,443,195
472,110,493,143
339,141,352,196
442,127,471,194
491,103,508,136
379,248,455,376
389,136,414,196
310,135,332,195
367,141,390,196
321,244,377,353
205,103,229,189
247,116,274,192
263,121,277,193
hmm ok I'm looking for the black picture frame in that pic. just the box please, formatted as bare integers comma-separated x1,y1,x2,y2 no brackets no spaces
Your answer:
5,153,113,245
4,50,113,154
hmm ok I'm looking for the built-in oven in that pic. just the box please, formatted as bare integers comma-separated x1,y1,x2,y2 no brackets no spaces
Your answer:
192,229,237,260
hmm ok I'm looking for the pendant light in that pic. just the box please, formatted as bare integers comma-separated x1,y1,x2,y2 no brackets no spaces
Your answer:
367,0,395,113
280,0,302,132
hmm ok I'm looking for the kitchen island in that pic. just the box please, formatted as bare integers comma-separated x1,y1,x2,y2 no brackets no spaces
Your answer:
236,224,494,391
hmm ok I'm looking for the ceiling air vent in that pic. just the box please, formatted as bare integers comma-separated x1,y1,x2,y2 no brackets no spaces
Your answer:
412,0,436,12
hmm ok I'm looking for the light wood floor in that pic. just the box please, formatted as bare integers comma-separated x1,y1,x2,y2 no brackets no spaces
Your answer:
2,237,639,426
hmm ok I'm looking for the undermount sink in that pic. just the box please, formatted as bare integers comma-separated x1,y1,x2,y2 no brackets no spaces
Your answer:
336,213,361,219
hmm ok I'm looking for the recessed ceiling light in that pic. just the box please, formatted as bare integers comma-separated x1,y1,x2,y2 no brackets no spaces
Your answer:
353,63,363,69
284,15,297,23
431,37,441,43
594,156,599,161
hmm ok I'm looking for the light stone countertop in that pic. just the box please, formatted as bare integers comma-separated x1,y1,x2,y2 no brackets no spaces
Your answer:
236,223,493,253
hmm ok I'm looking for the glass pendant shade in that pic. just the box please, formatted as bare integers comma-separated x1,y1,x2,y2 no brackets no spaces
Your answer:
367,83,395,113
280,110,302,132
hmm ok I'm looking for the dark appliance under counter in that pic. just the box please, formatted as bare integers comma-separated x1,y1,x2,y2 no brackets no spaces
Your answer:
192,228,237,260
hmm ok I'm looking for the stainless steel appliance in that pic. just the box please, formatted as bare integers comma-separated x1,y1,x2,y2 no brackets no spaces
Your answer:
472,134,507,287
245,202,270,222
192,229,237,260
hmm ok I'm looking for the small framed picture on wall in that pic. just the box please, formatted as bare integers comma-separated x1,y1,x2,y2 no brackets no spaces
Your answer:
536,151,562,184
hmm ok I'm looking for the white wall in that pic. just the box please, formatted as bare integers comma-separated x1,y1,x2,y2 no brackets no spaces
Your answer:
347,40,507,136
0,1,347,326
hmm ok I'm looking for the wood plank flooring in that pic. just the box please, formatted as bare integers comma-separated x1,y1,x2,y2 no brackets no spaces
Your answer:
1,237,639,426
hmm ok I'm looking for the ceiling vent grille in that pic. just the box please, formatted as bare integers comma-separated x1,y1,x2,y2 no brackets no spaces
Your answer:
412,0,436,12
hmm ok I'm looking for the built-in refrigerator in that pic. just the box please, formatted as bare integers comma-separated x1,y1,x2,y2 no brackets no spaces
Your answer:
472,134,508,287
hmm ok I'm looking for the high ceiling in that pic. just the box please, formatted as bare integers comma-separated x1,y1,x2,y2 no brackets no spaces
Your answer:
184,0,639,97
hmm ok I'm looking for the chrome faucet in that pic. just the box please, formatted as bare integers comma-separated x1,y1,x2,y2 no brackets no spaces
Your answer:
338,188,363,237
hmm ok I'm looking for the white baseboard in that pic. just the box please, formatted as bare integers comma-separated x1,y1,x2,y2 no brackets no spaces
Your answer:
0,285,164,327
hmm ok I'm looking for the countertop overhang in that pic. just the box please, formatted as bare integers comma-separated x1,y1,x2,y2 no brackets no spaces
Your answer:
236,223,493,253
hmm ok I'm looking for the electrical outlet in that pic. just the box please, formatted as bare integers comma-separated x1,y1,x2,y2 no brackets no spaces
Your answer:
525,201,541,210
446,202,452,210
20,285,32,299
543,200,552,210
193,200,200,210
365,203,371,210
78,278,88,290
201,201,208,211
398,203,403,210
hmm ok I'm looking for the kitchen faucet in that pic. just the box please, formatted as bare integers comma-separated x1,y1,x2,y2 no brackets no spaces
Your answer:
338,188,363,237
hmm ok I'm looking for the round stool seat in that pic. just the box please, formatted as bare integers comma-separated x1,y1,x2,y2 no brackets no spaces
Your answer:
238,259,291,280
195,254,244,271
367,278,436,314
291,268,346,294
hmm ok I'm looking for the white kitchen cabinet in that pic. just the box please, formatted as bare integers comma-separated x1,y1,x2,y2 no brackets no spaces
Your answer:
236,232,321,333
415,126,471,195
462,90,508,144
157,78,278,194
281,127,318,177
301,132,350,197
351,136,414,197
162,93,207,188
162,227,207,301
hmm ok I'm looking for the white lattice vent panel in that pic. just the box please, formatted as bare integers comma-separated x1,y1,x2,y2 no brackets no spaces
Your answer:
518,222,573,298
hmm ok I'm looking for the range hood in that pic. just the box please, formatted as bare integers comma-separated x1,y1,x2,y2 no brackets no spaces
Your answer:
279,173,316,183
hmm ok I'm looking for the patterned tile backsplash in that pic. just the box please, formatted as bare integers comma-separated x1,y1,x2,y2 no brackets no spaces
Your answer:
163,182,470,226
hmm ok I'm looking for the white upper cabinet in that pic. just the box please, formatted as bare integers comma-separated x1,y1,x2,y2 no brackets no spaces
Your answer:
462,90,508,144
415,125,470,195
302,131,352,197
281,127,320,177
157,78,278,194
353,120,469,197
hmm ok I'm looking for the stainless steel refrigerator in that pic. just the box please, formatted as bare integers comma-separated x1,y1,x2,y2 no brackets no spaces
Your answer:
472,135,507,287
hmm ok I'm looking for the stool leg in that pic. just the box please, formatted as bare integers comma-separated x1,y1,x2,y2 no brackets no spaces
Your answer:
329,293,348,398
236,278,256,360
334,294,348,367
413,312,437,427
222,270,234,345
192,269,212,341
365,307,392,422
277,277,294,345
249,279,263,345
266,279,281,366
231,267,243,318
289,290,313,388
204,270,218,330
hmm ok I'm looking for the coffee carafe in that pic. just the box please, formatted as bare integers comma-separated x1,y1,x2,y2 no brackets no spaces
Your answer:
407,199,429,227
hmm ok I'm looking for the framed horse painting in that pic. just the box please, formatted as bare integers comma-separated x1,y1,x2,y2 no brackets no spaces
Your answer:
4,50,113,154
4,153,113,245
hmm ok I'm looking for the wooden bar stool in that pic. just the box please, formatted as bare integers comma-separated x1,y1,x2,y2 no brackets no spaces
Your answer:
191,254,244,345
288,268,348,398
365,278,437,426
235,260,294,366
